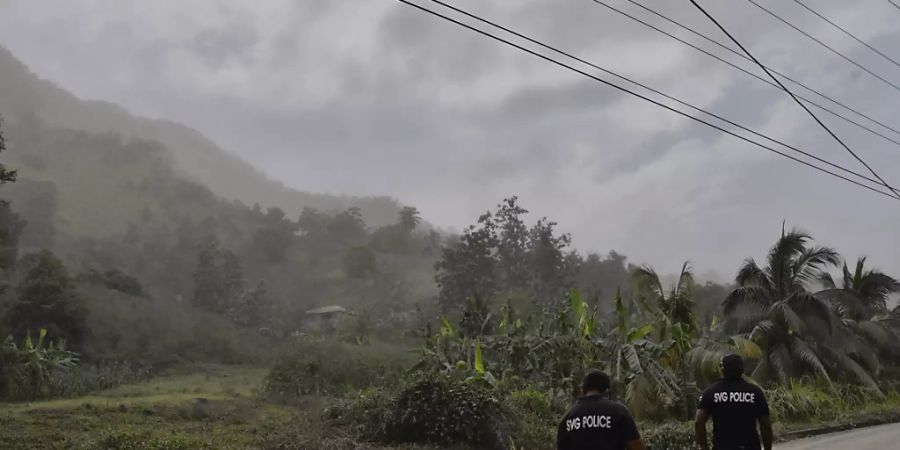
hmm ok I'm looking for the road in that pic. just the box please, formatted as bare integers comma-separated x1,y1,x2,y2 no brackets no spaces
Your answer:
776,423,900,449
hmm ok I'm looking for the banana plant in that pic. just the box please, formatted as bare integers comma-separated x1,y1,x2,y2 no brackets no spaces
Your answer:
1,329,78,400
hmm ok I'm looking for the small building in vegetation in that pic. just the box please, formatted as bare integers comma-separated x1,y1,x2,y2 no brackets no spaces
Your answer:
303,305,348,333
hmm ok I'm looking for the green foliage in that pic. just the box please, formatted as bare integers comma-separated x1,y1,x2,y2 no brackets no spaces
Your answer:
398,206,421,233
0,200,24,271
0,114,17,184
0,328,78,400
77,268,146,297
264,340,412,398
328,373,511,449
252,207,300,264
436,197,575,311
342,246,377,279
4,250,88,348
43,360,153,399
191,235,244,315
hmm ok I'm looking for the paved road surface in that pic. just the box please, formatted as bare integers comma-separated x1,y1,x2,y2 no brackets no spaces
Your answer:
776,423,900,449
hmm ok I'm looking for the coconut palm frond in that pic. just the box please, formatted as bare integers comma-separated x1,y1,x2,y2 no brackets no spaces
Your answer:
831,351,883,396
789,339,831,384
793,246,841,288
787,292,834,333
771,301,806,335
736,258,770,289
766,230,810,296
723,286,770,315
819,271,838,290
633,265,666,302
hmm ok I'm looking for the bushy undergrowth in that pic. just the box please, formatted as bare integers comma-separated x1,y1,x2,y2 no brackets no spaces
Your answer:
264,339,413,398
766,381,883,423
44,360,154,399
327,374,512,450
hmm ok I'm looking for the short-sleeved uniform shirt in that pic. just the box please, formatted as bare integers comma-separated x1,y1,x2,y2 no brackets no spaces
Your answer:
698,378,770,450
556,394,640,450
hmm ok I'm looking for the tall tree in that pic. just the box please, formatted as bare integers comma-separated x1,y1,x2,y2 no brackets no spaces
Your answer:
723,228,840,384
4,250,88,348
0,202,24,271
398,206,421,233
495,197,530,290
526,217,573,305
252,207,300,263
0,115,22,273
633,262,698,337
435,212,498,311
0,115,17,185
191,236,244,315
327,207,367,244
818,258,900,370
343,246,377,279
229,280,274,329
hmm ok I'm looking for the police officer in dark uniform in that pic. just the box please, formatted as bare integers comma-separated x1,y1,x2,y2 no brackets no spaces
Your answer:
695,354,773,450
556,370,646,450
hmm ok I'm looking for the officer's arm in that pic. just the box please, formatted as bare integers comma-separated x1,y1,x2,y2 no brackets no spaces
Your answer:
625,438,646,450
694,409,710,450
758,415,773,450
757,388,773,450
621,409,645,450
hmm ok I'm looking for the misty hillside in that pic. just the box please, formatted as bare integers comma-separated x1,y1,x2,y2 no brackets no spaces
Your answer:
0,46,402,226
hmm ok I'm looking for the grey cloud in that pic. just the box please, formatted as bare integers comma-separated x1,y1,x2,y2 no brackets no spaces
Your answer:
0,0,898,278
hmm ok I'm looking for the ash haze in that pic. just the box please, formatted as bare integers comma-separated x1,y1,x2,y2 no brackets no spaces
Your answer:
1,0,899,281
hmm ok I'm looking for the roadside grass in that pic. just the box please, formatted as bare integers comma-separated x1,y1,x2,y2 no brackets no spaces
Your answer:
0,364,298,450
3,364,900,450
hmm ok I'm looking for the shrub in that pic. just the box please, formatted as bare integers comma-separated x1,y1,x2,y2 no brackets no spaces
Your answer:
264,340,411,398
641,422,699,450
44,360,154,399
327,374,512,450
766,382,841,423
505,387,563,449
0,329,78,401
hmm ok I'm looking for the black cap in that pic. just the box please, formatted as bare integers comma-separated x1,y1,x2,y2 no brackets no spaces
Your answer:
720,353,744,379
582,370,611,393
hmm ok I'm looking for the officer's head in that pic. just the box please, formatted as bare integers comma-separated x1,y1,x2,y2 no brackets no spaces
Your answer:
581,370,611,395
720,353,744,380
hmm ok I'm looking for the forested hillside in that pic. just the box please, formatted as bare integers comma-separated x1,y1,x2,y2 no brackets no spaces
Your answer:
0,46,402,226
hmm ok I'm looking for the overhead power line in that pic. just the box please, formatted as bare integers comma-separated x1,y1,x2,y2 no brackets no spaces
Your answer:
394,0,900,201
888,0,900,13
614,0,900,143
425,0,887,190
747,0,900,93
792,0,900,70
591,0,900,150
688,0,900,198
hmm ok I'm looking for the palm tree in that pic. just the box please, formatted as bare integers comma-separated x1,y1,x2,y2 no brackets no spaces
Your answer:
633,262,699,340
817,258,900,373
398,206,422,233
818,257,899,319
723,228,840,384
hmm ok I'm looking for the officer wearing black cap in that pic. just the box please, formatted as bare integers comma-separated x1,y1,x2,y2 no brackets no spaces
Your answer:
556,370,646,450
695,354,773,450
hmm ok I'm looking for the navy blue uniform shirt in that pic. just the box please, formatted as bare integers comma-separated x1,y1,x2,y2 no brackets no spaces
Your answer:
557,394,640,450
698,378,770,450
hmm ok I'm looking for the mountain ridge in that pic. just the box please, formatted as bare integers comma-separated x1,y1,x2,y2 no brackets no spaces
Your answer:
0,45,403,226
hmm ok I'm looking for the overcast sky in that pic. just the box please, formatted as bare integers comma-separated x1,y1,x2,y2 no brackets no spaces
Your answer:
1,0,899,281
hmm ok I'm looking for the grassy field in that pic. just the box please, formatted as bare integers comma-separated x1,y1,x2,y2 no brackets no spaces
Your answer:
5,364,900,450
0,365,447,450
0,365,292,449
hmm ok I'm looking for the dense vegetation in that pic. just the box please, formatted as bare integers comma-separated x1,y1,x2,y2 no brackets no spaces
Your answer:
0,47,899,449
